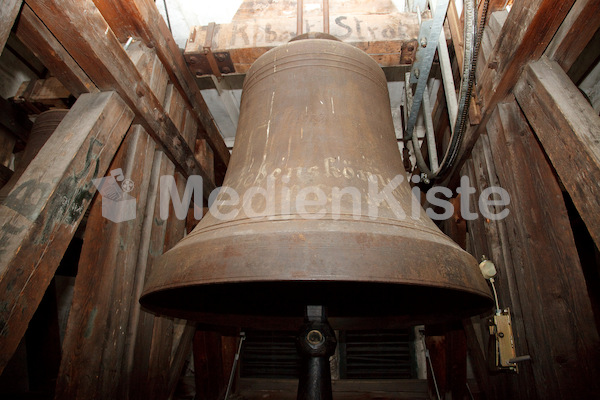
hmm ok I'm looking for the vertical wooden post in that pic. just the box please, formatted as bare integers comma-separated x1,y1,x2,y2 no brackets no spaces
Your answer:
56,125,156,399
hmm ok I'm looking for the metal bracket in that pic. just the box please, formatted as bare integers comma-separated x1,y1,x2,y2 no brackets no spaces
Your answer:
404,0,450,140
203,22,222,79
488,308,530,372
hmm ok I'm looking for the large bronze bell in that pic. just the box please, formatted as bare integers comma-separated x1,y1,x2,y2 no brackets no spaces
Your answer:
140,37,492,330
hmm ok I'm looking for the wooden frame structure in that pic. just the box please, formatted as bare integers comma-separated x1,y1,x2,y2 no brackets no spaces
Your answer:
0,0,599,399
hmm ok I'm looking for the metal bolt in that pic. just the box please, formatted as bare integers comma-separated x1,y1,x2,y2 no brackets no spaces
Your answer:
420,37,427,48
498,332,505,338
307,330,324,345
135,85,144,98
215,53,227,62
189,56,198,64
222,67,231,74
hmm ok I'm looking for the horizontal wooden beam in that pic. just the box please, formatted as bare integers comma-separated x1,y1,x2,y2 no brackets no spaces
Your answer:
92,0,230,183
237,378,428,399
26,0,216,195
514,56,600,249
544,0,600,72
15,5,98,97
0,91,134,375
184,13,421,74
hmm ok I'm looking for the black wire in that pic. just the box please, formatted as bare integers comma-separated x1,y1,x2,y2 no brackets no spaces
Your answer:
163,0,172,33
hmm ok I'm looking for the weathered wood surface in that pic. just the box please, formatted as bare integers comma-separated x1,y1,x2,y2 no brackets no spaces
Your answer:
127,153,188,400
448,0,577,187
544,0,600,72
237,378,428,399
0,91,134,374
14,77,71,107
15,4,98,97
462,134,536,400
194,330,226,400
56,125,156,399
514,56,600,249
185,13,421,74
92,0,230,183
477,100,600,399
0,0,22,54
27,0,217,196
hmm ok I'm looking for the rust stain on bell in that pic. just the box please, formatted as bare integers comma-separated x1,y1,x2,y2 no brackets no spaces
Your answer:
140,36,492,329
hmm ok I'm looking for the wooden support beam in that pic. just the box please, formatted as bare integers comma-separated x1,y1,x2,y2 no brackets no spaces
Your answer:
483,100,600,399
447,0,577,186
544,0,600,72
167,323,196,399
193,330,225,400
514,56,600,249
15,5,98,97
26,0,217,196
184,13,421,74
0,0,22,54
91,0,230,183
127,150,175,400
237,378,428,399
56,125,156,399
0,91,134,374
462,135,537,400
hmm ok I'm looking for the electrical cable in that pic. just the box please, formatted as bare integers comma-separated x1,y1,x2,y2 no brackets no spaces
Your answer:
162,0,172,33
412,0,492,182
489,277,501,315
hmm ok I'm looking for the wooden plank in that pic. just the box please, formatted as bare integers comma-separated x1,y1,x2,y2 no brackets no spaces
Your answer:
193,330,225,400
127,150,174,400
237,378,428,399
27,0,216,197
56,125,156,399
0,0,22,54
15,4,97,97
182,110,199,149
462,136,537,400
14,77,71,106
544,0,600,72
447,0,577,186
166,323,196,399
184,13,421,73
0,91,134,375
164,84,186,133
485,100,600,399
91,0,230,183
514,56,600,249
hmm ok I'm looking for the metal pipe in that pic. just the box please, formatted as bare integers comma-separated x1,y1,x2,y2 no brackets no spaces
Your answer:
323,0,330,34
224,332,246,399
422,85,439,171
297,0,304,35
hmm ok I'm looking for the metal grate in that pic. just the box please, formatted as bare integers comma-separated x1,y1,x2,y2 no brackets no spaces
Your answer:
340,330,413,379
240,329,413,380
240,331,301,379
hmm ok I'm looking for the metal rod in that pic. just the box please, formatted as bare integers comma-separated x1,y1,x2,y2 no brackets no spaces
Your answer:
323,0,330,34
297,0,304,35
422,84,439,171
422,334,441,400
224,332,246,400
429,0,458,131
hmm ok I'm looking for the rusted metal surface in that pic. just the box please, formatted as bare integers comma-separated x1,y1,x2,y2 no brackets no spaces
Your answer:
141,38,492,329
